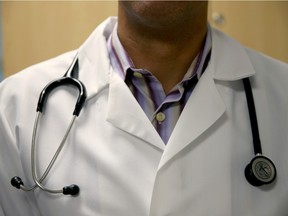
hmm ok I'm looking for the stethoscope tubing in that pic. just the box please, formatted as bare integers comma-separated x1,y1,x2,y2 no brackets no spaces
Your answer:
242,77,262,155
31,112,77,194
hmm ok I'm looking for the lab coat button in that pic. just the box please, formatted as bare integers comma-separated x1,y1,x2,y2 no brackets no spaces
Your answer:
156,112,166,122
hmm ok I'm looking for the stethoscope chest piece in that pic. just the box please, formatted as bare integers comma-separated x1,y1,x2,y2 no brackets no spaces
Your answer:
245,155,277,186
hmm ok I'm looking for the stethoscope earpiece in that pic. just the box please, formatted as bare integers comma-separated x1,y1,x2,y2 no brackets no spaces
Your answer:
11,176,80,196
11,176,24,189
245,155,277,186
63,184,80,196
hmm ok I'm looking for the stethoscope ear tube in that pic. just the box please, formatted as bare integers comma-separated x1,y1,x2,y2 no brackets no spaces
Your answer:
11,113,80,196
37,75,87,116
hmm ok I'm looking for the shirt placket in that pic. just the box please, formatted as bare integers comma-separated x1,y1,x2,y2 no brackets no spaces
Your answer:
128,69,186,144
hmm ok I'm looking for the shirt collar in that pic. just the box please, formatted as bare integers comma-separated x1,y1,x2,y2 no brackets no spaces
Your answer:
107,24,133,80
107,23,212,81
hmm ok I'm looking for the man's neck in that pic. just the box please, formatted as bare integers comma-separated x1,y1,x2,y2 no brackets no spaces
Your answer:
117,3,208,94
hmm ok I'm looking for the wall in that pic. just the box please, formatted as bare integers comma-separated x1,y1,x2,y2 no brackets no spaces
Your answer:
209,1,288,63
2,1,288,78
2,1,117,77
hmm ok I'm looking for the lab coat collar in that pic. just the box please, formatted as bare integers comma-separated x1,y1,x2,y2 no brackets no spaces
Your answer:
77,17,118,100
76,17,165,150
210,28,256,80
74,18,258,164
106,72,165,150
159,66,226,169
76,18,256,100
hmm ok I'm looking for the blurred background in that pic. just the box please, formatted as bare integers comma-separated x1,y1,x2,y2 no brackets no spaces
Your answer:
1,1,288,79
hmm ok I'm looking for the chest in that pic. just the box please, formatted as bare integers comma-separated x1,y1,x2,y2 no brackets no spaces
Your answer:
17,76,288,216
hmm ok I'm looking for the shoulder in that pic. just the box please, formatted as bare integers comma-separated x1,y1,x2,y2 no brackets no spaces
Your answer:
245,47,288,78
1,51,77,87
210,27,288,80
0,51,76,92
0,51,77,116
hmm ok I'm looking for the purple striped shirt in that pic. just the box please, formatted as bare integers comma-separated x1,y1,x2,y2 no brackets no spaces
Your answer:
107,24,212,144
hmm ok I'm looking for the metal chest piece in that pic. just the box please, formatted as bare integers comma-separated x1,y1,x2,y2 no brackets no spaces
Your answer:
245,155,277,186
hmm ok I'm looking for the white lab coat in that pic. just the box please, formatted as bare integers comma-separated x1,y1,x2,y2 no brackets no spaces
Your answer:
0,17,288,216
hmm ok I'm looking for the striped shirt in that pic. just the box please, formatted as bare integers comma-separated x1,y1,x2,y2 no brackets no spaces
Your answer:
107,24,212,144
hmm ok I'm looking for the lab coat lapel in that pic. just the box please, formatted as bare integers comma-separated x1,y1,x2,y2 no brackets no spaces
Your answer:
106,72,165,150
76,17,164,150
77,17,117,99
158,27,256,169
159,67,226,169
76,19,257,167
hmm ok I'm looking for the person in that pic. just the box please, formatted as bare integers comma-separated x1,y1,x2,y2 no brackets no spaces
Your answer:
0,1,288,215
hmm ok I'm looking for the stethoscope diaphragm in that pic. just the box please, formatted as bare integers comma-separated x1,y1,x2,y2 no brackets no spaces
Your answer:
245,155,277,186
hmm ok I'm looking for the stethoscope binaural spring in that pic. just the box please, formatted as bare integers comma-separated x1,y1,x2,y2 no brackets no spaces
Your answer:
10,56,277,197
11,55,87,196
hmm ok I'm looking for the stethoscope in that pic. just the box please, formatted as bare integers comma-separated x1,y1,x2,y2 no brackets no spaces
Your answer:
11,56,86,196
10,55,277,196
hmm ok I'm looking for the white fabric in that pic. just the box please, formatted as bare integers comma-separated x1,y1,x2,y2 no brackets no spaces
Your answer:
1,17,288,216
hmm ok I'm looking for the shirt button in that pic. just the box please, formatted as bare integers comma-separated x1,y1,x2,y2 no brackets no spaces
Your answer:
156,112,166,122
133,72,144,78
